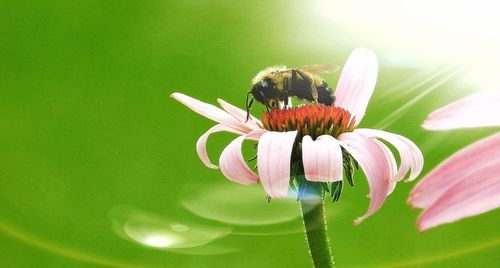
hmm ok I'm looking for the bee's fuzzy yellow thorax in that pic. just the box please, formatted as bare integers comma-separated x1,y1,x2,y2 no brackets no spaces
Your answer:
252,65,286,85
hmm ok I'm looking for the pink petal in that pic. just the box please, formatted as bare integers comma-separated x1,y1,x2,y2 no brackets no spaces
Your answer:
219,130,265,185
338,132,391,224
388,180,397,196
197,124,245,169
171,92,253,133
334,48,378,126
372,139,398,195
355,128,424,182
409,133,500,209
245,129,268,141
417,160,500,231
257,131,298,198
217,98,262,130
302,135,343,183
422,91,500,130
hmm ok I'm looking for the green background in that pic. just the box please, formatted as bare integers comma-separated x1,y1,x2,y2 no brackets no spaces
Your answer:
1,1,498,267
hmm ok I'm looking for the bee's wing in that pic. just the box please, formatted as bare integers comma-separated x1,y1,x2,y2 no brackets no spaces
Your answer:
295,64,340,74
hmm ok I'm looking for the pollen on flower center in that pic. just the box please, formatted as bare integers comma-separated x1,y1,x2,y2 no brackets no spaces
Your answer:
261,104,356,138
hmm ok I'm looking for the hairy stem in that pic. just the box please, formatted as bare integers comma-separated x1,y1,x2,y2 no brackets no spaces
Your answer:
300,189,334,268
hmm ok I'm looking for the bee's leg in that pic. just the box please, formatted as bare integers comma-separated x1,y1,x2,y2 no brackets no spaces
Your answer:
295,69,319,103
247,98,254,117
310,84,319,104
245,91,254,122
283,76,292,109
284,76,291,92
290,69,299,91
261,92,271,114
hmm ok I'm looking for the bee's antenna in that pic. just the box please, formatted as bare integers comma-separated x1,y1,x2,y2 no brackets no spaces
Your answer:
245,91,253,122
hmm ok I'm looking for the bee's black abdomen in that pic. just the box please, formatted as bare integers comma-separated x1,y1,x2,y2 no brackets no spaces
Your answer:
291,80,334,105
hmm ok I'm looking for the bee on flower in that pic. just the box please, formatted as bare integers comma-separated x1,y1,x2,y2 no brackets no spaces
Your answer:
171,48,424,225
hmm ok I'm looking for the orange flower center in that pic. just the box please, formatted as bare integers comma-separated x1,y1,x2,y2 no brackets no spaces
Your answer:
261,104,355,138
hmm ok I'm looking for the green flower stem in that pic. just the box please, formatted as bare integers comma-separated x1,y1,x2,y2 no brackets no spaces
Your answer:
300,191,334,268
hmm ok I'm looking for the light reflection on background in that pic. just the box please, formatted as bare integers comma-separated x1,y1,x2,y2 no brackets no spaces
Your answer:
180,182,320,226
108,206,236,255
143,236,172,248
108,183,342,255
180,182,342,236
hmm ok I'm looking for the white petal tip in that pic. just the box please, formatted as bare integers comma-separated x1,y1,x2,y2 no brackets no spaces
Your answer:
353,217,365,225
421,122,441,131
404,177,416,183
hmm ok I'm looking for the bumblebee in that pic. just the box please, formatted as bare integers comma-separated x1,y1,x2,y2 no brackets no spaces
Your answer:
246,64,339,118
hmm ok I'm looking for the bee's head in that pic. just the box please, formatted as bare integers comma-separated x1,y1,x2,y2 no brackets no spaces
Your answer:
250,78,277,105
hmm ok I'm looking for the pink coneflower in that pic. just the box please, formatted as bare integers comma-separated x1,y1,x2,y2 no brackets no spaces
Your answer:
172,48,424,224
172,48,423,267
409,91,500,231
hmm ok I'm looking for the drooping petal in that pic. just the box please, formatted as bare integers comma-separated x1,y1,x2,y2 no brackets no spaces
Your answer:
257,131,298,198
219,130,266,185
217,98,262,130
372,139,398,195
422,91,500,130
197,124,245,169
409,133,500,209
417,160,500,231
302,135,343,183
334,48,378,126
338,132,391,224
171,92,253,133
355,128,424,182
388,180,397,197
